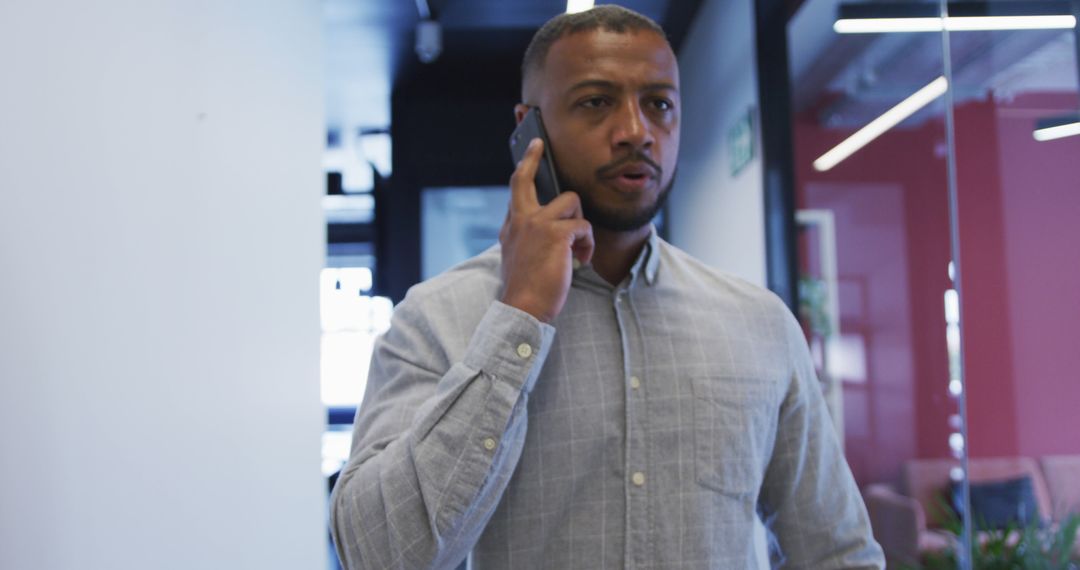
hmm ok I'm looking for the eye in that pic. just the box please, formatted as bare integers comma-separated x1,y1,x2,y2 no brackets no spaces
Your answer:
650,98,674,112
578,96,610,109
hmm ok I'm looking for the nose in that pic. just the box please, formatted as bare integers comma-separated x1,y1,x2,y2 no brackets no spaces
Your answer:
611,99,654,152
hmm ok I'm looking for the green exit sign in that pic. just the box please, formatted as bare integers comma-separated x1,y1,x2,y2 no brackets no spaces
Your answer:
727,108,755,177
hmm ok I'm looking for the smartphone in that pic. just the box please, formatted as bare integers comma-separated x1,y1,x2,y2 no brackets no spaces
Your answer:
509,107,562,205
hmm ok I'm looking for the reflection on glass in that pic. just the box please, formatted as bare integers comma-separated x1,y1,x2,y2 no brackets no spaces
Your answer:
813,76,949,171
945,4,1080,565
789,1,963,565
791,7,1079,563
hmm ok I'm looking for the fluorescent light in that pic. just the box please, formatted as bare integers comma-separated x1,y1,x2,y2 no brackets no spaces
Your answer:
566,0,594,14
836,1,1078,33
1034,121,1080,141
946,15,1075,30
813,76,949,172
835,14,1076,33
835,18,943,33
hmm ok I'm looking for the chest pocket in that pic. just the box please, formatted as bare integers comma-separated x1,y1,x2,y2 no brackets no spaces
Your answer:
690,376,779,496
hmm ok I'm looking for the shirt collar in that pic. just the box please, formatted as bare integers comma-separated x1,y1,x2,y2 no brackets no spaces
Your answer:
573,225,661,290
644,225,660,285
626,224,661,287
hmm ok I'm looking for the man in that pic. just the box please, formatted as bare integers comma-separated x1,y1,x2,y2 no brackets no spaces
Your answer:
330,6,884,569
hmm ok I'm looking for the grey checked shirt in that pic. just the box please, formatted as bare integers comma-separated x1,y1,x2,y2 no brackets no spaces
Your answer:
330,229,884,569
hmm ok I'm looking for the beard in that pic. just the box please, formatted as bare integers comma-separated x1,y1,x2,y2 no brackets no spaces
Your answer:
556,156,676,232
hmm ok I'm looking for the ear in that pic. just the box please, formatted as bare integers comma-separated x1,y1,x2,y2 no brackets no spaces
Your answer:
513,104,531,125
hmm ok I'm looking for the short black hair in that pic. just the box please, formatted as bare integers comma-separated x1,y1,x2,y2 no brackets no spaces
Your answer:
521,5,668,99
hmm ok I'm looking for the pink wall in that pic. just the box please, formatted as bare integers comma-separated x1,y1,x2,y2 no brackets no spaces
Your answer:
950,94,1080,458
992,93,1080,458
794,91,1080,486
795,109,956,486
952,99,1020,457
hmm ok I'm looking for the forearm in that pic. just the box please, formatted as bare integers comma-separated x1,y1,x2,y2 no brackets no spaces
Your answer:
330,302,553,570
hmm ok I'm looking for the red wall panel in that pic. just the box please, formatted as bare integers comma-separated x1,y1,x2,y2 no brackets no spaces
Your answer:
793,91,1080,485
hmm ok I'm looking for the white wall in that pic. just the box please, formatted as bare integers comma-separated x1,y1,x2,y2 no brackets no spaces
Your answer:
669,0,767,286
0,2,326,568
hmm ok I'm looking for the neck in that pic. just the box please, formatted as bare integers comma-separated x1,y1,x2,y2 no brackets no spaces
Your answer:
589,224,652,286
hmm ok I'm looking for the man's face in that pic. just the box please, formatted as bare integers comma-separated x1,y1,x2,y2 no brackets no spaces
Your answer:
518,29,680,232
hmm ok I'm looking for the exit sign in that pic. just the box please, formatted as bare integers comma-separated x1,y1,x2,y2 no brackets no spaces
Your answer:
728,108,755,177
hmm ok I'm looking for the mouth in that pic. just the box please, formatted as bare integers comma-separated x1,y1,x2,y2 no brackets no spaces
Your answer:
608,175,654,193
605,163,659,192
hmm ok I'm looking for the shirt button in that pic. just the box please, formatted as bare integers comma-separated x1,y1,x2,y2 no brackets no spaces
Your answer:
516,343,533,359
572,258,582,270
630,376,641,389
631,472,646,486
482,438,497,451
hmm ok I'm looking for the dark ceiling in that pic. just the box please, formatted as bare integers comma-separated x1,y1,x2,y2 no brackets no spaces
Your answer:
324,0,703,135
789,0,1079,128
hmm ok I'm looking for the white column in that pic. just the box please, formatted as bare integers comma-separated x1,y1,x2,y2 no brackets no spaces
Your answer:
0,2,326,568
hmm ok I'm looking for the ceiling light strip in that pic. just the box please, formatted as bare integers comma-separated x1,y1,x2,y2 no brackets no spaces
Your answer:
813,76,949,172
835,14,1076,33
566,0,594,14
835,17,943,33
946,15,1076,30
1034,121,1080,141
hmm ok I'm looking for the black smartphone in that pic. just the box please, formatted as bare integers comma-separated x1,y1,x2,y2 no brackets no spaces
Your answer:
509,107,562,205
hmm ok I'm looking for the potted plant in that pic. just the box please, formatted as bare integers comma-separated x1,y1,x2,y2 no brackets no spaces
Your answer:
910,503,1080,569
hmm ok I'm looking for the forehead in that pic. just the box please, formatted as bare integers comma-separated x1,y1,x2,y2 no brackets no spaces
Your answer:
542,29,678,91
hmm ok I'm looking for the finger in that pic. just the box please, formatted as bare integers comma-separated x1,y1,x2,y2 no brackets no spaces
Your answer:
553,219,595,264
509,138,544,213
537,190,583,221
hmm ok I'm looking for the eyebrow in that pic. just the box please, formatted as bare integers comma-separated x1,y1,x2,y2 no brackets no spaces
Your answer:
566,79,679,93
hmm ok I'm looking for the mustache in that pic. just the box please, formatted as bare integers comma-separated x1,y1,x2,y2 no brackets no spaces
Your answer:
596,151,662,180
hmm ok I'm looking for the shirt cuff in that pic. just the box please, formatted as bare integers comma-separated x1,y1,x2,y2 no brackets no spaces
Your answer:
462,301,556,395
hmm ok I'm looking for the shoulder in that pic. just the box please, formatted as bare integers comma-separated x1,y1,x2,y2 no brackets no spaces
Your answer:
655,238,792,322
384,246,503,363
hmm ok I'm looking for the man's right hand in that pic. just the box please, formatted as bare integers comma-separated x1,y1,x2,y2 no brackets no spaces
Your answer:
499,138,594,324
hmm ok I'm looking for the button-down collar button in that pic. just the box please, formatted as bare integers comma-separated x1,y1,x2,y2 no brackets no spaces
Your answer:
630,376,641,389
631,471,646,486
483,437,497,451
516,343,533,359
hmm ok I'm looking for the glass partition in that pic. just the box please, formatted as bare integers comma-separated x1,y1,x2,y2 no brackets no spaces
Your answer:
787,2,969,566
790,1,1080,567
943,1,1080,567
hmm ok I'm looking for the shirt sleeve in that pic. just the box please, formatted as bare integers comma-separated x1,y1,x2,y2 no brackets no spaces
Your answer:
758,310,886,569
329,298,555,570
